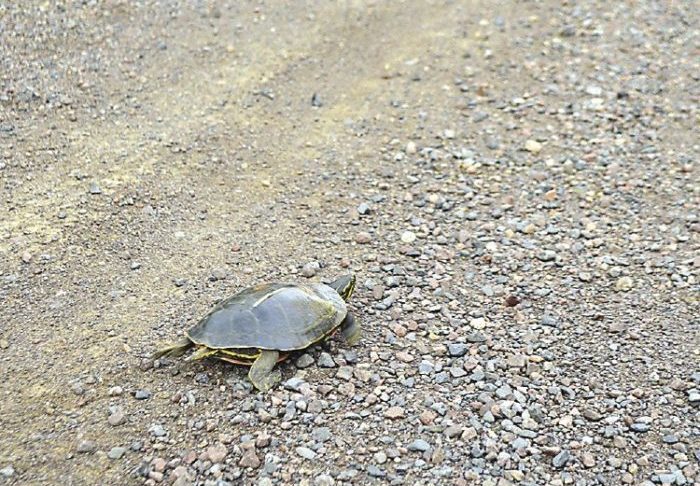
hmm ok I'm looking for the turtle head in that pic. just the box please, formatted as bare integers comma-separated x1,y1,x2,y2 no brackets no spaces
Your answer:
330,274,356,301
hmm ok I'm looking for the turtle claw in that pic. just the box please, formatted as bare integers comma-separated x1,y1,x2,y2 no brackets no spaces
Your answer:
248,350,281,392
340,313,361,346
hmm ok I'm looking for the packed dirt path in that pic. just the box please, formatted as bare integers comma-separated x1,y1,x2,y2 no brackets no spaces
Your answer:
1,1,698,485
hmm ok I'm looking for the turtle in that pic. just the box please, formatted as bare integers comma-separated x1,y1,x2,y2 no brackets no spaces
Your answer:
152,274,358,391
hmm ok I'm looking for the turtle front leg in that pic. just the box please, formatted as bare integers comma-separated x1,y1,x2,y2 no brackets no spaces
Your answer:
340,313,361,345
248,350,281,392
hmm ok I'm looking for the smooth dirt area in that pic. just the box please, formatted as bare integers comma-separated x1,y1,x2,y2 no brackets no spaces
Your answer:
1,1,698,485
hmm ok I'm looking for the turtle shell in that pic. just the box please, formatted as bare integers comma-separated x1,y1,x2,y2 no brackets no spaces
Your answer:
186,282,347,351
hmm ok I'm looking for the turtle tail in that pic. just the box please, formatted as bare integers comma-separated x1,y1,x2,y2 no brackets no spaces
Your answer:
152,337,194,359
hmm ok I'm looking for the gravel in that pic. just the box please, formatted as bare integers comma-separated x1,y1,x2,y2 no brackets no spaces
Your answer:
1,1,697,485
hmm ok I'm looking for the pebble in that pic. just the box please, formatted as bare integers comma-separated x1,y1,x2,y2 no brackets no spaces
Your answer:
134,389,152,400
296,446,317,460
524,139,542,153
239,451,260,468
336,366,353,380
357,202,371,215
312,427,332,443
384,406,405,419
89,182,102,194
314,474,335,486
447,343,468,357
206,444,228,463
317,352,335,368
295,354,314,368
301,261,320,277
615,276,634,291
108,408,126,426
108,447,126,459
407,439,431,452
284,377,306,391
552,450,571,469
401,231,417,244
1,466,14,478
76,440,97,453
355,232,372,244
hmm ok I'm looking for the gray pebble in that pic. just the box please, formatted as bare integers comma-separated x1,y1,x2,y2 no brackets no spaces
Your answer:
134,389,151,400
295,353,314,368
537,250,556,262
314,474,335,486
1,466,15,478
301,261,320,278
284,377,306,391
317,352,336,368
336,366,353,380
77,440,97,453
630,423,650,433
367,465,386,477
447,343,468,357
89,182,102,194
407,439,431,452
552,450,570,469
357,202,371,215
312,427,332,443
108,446,126,459
296,446,317,460
149,424,166,437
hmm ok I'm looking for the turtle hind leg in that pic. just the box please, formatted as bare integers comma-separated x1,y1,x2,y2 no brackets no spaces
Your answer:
340,313,361,346
152,337,194,359
248,350,281,392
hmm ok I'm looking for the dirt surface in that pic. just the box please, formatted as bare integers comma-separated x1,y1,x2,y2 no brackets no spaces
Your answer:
1,1,698,485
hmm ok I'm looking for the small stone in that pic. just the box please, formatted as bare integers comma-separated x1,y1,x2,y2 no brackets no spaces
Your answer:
447,343,468,357
537,250,556,262
77,440,97,453
552,450,570,469
314,473,335,486
444,129,455,139
505,295,520,307
149,424,166,437
374,451,387,464
581,453,596,468
207,444,228,463
108,408,126,426
210,267,227,280
134,389,151,400
301,261,320,278
524,140,542,153
336,366,353,380
0,466,14,478
312,427,332,443
108,447,126,460
284,377,306,391
21,251,32,263
470,317,487,329
296,446,317,460
355,232,372,244
295,354,314,368
89,182,102,194
507,354,526,368
615,276,633,291
419,410,437,425
406,141,417,154
384,406,405,419
357,203,371,215
317,352,335,368
108,386,123,396
583,409,603,422
630,423,650,433
239,451,261,468
407,439,431,452
151,457,168,472
688,391,700,402
367,465,386,477
401,231,416,244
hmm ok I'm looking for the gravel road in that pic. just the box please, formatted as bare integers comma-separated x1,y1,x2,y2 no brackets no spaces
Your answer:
1,1,698,485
